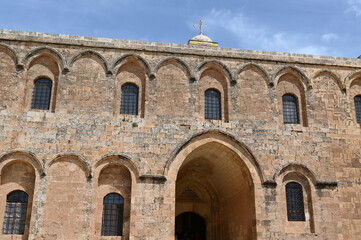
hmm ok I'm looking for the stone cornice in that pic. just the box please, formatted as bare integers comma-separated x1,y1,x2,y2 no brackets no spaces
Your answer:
1,29,361,68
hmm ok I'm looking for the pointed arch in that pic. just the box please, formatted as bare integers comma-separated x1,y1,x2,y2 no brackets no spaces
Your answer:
93,154,140,188
276,66,309,126
115,56,146,117
43,153,90,238
24,51,60,112
112,53,152,78
0,43,20,68
93,153,140,181
94,154,135,239
274,65,310,90
172,130,260,239
235,62,271,86
164,129,266,184
69,50,112,75
274,163,318,185
276,163,317,233
0,150,44,176
312,70,344,91
23,46,67,72
274,163,337,188
46,153,91,178
345,70,361,89
196,60,234,84
154,57,194,81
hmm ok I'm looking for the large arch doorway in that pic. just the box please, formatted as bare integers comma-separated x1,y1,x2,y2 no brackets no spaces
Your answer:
175,140,257,240
175,212,206,239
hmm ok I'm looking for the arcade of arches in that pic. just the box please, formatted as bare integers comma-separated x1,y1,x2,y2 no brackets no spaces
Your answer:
0,135,259,240
1,30,360,240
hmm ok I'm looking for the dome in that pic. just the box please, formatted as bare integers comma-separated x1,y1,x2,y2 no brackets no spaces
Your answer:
191,34,212,42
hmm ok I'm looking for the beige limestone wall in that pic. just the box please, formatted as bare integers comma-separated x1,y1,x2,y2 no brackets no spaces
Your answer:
0,30,359,239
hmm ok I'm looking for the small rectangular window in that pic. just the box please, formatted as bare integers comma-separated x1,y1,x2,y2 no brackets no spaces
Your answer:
282,94,300,124
205,89,221,120
31,78,52,110
121,84,139,115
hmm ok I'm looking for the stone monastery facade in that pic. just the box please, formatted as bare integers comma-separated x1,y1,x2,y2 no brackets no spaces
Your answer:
0,29,360,240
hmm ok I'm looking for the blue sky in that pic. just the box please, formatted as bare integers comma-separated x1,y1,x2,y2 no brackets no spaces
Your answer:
1,0,361,58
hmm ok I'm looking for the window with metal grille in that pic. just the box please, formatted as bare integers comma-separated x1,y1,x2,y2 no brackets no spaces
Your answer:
2,190,28,235
120,84,139,115
101,193,124,236
31,78,52,110
205,89,221,120
286,182,305,221
354,95,361,124
282,94,299,124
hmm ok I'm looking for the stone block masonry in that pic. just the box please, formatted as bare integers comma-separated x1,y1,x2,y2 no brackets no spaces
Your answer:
0,29,360,239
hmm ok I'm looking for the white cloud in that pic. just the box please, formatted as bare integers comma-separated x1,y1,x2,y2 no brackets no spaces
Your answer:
322,33,338,43
346,0,361,16
203,9,332,56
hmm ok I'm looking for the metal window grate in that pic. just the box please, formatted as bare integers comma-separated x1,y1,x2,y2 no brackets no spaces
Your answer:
120,84,139,115
101,193,124,236
205,89,221,120
2,190,28,235
31,78,52,110
354,95,361,124
286,182,305,221
282,94,299,124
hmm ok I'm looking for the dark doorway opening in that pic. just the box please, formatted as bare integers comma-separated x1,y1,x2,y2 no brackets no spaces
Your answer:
175,212,206,240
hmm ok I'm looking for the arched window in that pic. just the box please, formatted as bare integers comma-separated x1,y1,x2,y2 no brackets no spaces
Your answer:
121,84,139,115
205,89,221,120
101,193,124,236
2,190,28,234
354,95,361,124
282,94,299,124
286,182,305,221
31,78,52,110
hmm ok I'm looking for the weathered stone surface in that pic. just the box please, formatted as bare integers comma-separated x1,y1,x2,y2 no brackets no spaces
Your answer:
0,30,360,240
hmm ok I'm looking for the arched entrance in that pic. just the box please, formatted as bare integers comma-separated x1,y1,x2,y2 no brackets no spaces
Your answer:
175,212,206,239
173,134,258,240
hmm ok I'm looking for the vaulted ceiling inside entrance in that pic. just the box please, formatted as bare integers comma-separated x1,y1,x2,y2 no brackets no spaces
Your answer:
176,141,257,239
177,141,253,203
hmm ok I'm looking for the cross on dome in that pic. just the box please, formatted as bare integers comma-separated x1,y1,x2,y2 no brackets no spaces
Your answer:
188,19,218,47
193,19,208,35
